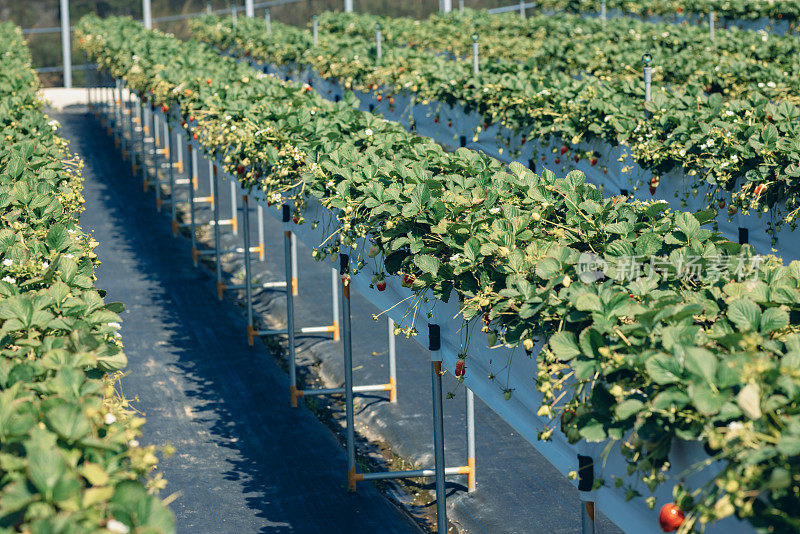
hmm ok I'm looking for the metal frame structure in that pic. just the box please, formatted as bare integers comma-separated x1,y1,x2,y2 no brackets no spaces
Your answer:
89,69,480,531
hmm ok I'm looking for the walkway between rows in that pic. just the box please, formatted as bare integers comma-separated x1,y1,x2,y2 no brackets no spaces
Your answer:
53,105,419,534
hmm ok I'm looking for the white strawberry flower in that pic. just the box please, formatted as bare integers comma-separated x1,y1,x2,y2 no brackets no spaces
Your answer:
2,276,16,284
3,258,12,267
364,128,373,137
489,207,500,214
106,519,130,533
104,413,117,425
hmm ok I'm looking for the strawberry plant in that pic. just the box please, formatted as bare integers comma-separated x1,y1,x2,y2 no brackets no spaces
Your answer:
191,12,800,236
80,15,800,532
0,23,174,534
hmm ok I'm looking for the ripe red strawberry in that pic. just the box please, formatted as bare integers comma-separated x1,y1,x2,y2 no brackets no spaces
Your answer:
676,7,683,13
376,95,382,102
766,115,773,122
659,503,684,532
483,312,491,326
161,105,169,113
554,157,561,164
292,215,299,224
448,121,452,127
603,168,608,174
754,184,767,196
401,274,415,287
649,185,657,195
541,155,546,161
434,117,439,123
206,78,212,85
192,133,199,140
590,157,598,166
573,154,580,163
236,164,245,175
454,359,465,378
376,280,387,291
718,200,726,209
560,146,568,155
189,116,195,122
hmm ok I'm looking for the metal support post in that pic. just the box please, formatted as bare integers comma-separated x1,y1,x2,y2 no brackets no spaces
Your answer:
230,180,238,234
257,205,265,261
313,15,318,46
430,324,448,533
466,388,476,491
341,254,357,491
375,24,382,60
165,124,175,214
330,268,340,340
212,164,224,298
709,11,715,41
472,34,479,75
344,0,353,12
291,233,299,295
60,0,72,88
578,455,596,534
188,145,198,264
601,1,607,28
242,192,254,333
520,0,526,18
143,0,153,29
265,8,272,34
388,317,397,402
283,207,298,392
245,0,254,18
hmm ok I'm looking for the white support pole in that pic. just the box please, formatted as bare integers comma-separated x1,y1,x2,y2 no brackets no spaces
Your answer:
291,233,299,295
709,10,715,40
459,0,464,12
344,0,353,12
440,0,452,13
245,0,254,18
520,0,526,18
312,15,318,46
207,2,212,15
388,317,397,403
143,0,152,29
375,24,382,60
466,388,476,491
472,34,479,75
265,8,272,34
232,3,238,26
643,53,652,104
331,268,340,341
59,0,72,88
230,180,238,235
601,0,607,28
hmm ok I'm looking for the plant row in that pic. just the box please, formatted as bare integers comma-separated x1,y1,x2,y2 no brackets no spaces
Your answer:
0,22,174,534
81,15,800,532
190,13,800,238
316,9,800,100
529,0,800,26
